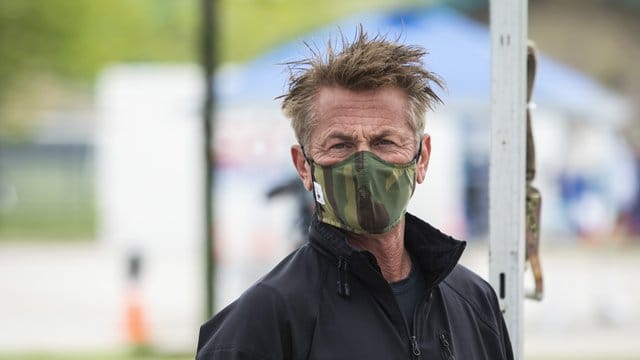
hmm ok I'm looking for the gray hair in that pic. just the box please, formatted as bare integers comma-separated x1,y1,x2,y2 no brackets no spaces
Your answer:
279,27,444,147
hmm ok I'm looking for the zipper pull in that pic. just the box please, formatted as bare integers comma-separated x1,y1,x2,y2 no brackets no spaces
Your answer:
410,335,421,356
439,332,454,360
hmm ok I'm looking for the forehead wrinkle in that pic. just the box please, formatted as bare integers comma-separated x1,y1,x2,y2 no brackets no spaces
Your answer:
315,87,407,119
321,105,403,123
311,86,415,148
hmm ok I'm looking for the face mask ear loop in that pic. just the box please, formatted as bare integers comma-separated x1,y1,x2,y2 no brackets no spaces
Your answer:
300,146,318,182
301,145,318,190
301,145,312,165
301,146,324,222
413,140,423,162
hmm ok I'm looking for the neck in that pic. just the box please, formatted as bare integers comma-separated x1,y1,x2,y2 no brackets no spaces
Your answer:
346,219,412,283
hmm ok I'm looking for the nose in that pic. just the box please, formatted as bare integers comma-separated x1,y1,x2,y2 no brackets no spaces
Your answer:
355,142,371,153
356,139,372,152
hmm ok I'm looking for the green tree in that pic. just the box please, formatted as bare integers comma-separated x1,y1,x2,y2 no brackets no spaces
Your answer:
0,0,430,137
0,0,197,137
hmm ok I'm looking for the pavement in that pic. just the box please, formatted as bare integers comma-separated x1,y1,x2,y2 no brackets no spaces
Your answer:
461,242,640,358
1,239,640,358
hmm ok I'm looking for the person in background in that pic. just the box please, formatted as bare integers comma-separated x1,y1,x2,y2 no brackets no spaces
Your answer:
197,28,513,360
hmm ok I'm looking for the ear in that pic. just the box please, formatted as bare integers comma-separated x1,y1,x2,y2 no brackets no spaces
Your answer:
291,144,313,191
416,134,431,184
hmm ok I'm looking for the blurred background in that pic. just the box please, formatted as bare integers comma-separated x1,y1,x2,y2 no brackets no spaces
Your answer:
1,0,639,359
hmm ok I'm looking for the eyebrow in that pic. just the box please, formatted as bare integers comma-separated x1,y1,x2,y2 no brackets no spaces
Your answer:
371,129,395,140
318,132,356,149
325,132,355,142
321,129,402,146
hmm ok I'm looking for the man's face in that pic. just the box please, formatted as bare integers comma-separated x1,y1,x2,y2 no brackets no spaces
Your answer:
291,85,431,191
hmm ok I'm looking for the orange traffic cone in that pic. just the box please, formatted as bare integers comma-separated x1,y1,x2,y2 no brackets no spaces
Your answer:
124,250,149,350
125,288,148,346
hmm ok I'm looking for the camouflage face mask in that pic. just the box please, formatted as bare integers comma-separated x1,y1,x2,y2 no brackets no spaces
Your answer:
308,150,419,235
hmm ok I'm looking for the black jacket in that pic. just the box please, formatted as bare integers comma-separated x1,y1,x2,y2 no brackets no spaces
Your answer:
197,213,513,359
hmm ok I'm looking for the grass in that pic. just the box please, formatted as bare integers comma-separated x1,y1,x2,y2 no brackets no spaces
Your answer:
0,153,96,241
527,358,639,360
0,346,192,360
0,352,191,360
0,353,636,360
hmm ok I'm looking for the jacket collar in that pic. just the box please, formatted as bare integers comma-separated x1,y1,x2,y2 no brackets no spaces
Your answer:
309,212,466,291
403,213,467,290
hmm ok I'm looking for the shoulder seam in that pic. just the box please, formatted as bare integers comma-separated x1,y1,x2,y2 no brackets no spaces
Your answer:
441,275,501,337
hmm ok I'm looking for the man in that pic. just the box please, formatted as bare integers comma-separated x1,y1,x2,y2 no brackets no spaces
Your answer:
197,29,513,360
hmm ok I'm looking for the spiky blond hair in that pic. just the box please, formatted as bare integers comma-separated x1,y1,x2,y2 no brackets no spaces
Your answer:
279,27,444,147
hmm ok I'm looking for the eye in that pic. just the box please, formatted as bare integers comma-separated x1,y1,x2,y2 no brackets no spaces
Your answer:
373,139,396,147
329,142,350,150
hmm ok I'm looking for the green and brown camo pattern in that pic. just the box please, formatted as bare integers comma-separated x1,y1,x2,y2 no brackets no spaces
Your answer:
311,151,417,234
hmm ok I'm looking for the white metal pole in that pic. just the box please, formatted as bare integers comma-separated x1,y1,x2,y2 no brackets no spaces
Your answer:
489,0,528,359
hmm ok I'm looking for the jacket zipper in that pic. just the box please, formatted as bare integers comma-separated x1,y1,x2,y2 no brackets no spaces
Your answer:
439,331,454,360
357,251,429,360
410,335,421,357
408,291,431,359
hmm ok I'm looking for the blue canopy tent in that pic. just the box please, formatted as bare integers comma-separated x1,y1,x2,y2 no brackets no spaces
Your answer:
216,6,629,126
213,6,634,238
